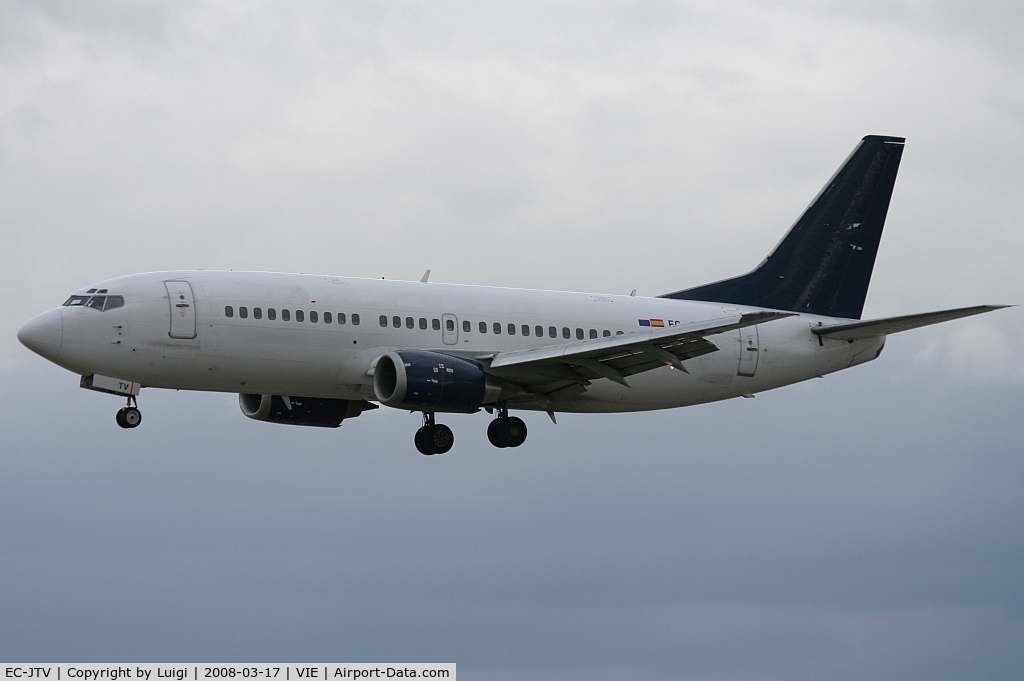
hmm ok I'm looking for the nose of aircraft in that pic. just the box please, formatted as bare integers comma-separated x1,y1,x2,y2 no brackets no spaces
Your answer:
17,308,63,361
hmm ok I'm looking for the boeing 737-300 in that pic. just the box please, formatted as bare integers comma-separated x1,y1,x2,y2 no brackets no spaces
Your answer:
17,135,1010,454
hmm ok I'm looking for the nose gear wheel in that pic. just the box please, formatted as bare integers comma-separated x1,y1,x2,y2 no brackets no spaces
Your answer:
115,395,142,429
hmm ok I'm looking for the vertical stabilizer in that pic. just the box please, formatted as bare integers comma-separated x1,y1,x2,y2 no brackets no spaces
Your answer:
662,135,905,319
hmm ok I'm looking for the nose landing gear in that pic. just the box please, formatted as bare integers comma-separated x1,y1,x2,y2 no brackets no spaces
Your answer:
116,395,142,429
414,412,454,455
487,405,527,448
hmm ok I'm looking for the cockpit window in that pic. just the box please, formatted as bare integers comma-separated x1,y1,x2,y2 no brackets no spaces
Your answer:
65,294,124,310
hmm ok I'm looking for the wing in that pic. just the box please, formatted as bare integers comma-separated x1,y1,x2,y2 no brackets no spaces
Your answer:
812,305,1011,340
482,311,794,401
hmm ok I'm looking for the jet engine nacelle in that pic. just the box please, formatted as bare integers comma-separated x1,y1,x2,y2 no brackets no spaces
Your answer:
239,393,375,428
373,350,501,413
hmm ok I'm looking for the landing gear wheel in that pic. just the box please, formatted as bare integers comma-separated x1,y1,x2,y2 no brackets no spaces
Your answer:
504,417,527,447
414,413,453,455
415,426,434,455
487,419,509,448
122,406,142,428
428,424,454,454
487,413,528,449
115,408,129,429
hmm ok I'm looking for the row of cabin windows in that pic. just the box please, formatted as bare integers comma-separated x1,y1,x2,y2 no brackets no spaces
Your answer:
225,306,624,341
375,314,622,340
382,315,446,331
474,322,621,339
224,306,360,325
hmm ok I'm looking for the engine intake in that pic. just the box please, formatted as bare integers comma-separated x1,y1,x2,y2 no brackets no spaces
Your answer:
239,394,375,428
373,350,500,413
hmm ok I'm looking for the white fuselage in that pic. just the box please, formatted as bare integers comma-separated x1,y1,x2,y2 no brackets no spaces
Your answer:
30,271,884,413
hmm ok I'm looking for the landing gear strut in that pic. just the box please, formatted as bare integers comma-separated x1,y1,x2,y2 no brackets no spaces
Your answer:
415,412,454,455
115,394,142,429
487,405,527,448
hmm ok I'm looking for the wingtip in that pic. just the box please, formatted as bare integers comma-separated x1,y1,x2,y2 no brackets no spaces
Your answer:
966,304,1014,312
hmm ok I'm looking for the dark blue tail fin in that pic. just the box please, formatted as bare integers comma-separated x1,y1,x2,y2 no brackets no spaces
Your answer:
661,135,905,319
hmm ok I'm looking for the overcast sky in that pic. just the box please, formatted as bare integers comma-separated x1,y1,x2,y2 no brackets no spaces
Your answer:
1,1,1022,679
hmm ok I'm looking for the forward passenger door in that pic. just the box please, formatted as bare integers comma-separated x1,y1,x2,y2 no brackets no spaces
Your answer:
165,280,197,339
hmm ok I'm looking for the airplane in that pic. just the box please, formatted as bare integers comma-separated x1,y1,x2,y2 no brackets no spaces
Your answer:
17,135,1010,455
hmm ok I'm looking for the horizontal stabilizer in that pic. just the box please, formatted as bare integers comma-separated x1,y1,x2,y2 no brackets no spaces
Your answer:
812,305,1011,340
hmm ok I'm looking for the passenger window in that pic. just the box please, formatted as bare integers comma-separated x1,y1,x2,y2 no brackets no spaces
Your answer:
420,318,427,329
479,321,487,333
239,306,248,319
561,327,569,339
432,319,440,330
104,296,124,310
64,296,91,306
446,319,455,331
616,330,624,335
268,308,276,320
463,320,471,332
549,326,556,338
254,307,262,320
603,330,610,337
310,311,318,323
535,325,543,337
282,309,290,321
296,310,304,322
225,305,234,317
589,329,597,339
392,316,401,328
493,322,501,334
406,317,414,329
324,312,332,324
379,315,388,327
508,323,516,335
338,313,346,324
352,313,360,325
522,325,530,336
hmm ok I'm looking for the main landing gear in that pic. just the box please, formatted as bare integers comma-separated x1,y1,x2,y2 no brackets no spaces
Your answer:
487,406,527,449
115,394,142,429
415,413,454,456
412,406,529,455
